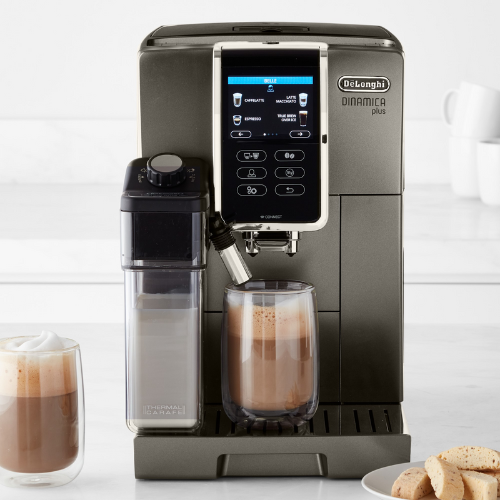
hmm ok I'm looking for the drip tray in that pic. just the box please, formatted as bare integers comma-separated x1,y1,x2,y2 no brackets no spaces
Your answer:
134,404,411,479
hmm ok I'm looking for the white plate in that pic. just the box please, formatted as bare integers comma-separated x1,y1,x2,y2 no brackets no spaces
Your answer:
362,461,438,500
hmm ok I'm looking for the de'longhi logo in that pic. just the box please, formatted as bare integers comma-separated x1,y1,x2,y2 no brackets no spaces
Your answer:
338,76,391,93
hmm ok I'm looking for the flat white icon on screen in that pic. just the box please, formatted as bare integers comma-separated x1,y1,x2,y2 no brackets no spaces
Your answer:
299,93,308,107
233,93,242,107
233,115,242,126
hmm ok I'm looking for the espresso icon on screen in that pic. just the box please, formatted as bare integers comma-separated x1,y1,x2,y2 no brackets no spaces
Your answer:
233,115,242,126
299,93,308,107
233,93,242,107
299,111,308,126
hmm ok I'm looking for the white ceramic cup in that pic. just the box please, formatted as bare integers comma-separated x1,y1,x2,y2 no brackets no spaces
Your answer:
442,82,500,139
449,136,480,198
477,139,500,206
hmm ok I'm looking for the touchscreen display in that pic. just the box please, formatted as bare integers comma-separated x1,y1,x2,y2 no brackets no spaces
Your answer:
220,49,321,224
227,76,315,141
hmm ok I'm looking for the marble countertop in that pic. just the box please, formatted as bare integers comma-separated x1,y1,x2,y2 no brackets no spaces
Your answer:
0,323,498,499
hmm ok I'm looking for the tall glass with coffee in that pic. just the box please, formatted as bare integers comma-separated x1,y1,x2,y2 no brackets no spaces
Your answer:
0,333,84,488
221,280,319,428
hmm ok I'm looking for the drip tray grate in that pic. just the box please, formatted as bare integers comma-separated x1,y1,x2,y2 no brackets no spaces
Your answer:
204,404,338,437
204,404,402,437
340,404,402,435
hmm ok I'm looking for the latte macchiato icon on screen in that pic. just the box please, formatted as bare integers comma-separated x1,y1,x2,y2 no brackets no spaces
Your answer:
233,93,242,107
299,93,308,107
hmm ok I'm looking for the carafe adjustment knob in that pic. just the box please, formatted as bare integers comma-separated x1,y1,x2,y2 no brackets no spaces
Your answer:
146,153,187,187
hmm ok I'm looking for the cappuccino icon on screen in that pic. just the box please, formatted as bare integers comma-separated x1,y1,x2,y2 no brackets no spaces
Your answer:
233,115,242,126
233,93,242,107
299,93,308,107
299,111,308,126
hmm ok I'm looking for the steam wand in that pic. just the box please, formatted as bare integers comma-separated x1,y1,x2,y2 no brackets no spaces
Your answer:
209,213,252,285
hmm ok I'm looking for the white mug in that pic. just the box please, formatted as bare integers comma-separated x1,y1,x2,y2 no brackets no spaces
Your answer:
449,136,480,198
442,82,500,139
477,139,500,206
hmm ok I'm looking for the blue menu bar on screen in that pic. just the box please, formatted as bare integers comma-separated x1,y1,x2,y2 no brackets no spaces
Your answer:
228,76,313,85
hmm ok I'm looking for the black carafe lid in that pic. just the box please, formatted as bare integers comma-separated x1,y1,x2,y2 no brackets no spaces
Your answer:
121,156,210,213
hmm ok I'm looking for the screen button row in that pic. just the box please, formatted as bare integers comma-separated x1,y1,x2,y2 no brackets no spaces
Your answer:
237,167,305,180
230,131,310,139
237,150,305,162
237,184,305,197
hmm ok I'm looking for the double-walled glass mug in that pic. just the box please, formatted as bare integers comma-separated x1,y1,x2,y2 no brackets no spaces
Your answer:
0,336,84,488
222,280,319,428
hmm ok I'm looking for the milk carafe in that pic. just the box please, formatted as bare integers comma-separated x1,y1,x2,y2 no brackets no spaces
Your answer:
121,154,209,432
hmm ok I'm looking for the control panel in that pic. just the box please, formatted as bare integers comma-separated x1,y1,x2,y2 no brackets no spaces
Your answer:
218,47,323,225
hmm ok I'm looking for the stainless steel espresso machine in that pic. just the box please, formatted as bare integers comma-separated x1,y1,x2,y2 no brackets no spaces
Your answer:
121,22,410,480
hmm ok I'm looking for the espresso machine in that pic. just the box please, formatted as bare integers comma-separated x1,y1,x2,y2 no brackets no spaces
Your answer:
121,22,410,480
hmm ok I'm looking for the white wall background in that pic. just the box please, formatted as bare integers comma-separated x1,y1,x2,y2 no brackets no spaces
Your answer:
2,0,500,120
1,0,500,184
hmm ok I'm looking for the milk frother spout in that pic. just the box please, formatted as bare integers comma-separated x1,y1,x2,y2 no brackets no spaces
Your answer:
209,213,252,285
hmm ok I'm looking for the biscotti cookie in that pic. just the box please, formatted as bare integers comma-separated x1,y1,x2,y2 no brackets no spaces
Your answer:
391,467,433,500
483,471,500,497
461,470,498,500
425,456,464,500
438,446,500,471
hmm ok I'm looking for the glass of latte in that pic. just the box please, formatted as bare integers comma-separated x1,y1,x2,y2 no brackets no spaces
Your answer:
221,280,319,428
0,331,84,488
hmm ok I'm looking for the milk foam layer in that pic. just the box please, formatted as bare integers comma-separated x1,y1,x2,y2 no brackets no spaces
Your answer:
227,297,312,340
2,331,75,351
0,332,78,398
